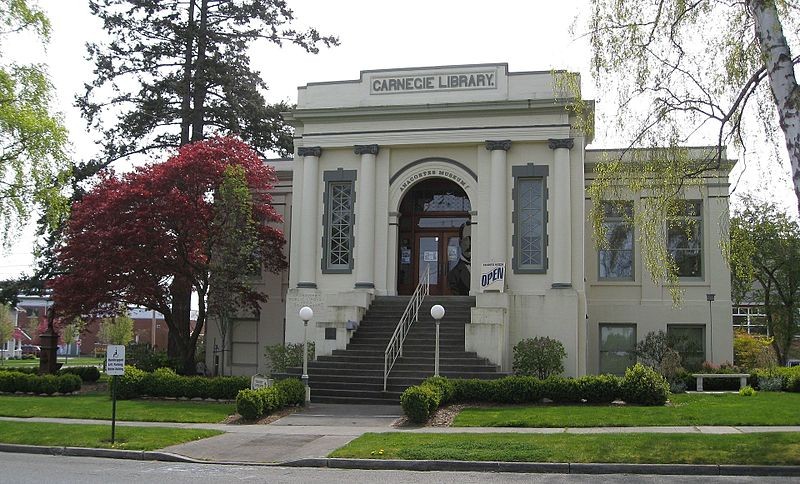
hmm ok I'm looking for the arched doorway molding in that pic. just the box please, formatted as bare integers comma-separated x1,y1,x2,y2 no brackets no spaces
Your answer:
388,157,477,214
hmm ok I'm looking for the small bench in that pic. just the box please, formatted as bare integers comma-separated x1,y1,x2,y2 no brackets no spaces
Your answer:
692,373,750,391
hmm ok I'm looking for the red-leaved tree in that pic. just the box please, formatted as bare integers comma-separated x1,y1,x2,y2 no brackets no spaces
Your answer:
49,136,286,373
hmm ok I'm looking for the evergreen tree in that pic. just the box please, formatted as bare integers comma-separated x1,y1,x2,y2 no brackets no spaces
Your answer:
68,0,335,359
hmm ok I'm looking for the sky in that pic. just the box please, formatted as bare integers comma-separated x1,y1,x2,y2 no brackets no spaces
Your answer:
0,0,796,279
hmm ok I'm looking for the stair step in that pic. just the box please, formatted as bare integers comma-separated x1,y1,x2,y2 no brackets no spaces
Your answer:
285,294,495,404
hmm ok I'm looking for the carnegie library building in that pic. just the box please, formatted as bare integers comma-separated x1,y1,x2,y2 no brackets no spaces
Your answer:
205,64,733,401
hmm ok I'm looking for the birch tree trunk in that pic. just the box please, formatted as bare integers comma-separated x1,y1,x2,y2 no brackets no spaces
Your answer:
751,0,800,215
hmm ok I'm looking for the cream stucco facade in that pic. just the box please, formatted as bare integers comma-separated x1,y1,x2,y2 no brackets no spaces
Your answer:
206,63,734,377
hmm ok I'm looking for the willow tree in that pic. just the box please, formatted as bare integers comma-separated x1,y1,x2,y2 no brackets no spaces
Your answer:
568,1,800,297
0,0,70,242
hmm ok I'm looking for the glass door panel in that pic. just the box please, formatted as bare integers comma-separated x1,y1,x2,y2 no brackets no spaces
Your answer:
417,236,439,292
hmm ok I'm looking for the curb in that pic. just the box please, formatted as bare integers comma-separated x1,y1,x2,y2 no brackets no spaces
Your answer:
282,458,800,477
0,443,205,464
2,445,799,476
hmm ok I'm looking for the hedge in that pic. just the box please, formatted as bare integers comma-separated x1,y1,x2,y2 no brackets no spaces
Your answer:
0,371,82,395
113,366,250,400
400,370,669,423
0,366,101,383
751,366,800,392
59,366,101,383
235,378,306,420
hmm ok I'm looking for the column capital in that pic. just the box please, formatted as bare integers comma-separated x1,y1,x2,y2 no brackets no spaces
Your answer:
548,138,574,150
298,146,322,157
354,144,379,155
485,140,512,151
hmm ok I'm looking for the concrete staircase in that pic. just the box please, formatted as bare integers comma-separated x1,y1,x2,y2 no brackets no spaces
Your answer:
278,296,503,404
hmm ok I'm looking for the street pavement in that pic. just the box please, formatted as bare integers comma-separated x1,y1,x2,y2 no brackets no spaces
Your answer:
2,404,800,475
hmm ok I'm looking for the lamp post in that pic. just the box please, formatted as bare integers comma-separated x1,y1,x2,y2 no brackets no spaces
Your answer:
430,304,445,377
299,306,313,405
706,293,715,363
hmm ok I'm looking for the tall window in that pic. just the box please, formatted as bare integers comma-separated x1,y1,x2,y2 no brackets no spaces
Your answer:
667,200,702,277
599,201,634,279
512,164,548,273
667,324,706,370
599,324,637,375
322,169,356,273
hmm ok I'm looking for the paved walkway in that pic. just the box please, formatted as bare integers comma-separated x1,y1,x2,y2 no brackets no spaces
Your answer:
4,404,800,465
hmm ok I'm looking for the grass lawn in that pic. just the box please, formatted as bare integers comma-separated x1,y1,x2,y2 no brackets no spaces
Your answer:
453,392,800,427
0,394,234,423
330,432,800,465
0,420,221,451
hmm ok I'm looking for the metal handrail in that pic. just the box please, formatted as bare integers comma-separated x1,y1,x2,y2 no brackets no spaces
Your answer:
383,265,430,391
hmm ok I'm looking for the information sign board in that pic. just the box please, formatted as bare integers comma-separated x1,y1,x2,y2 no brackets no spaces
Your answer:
106,345,126,376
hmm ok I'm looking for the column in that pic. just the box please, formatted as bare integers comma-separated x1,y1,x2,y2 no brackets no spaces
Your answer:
297,146,321,288
354,144,379,289
548,138,573,287
485,140,511,265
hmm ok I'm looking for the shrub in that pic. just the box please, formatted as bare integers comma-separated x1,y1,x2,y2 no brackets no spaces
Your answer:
758,376,784,391
0,371,82,395
236,389,263,420
125,343,176,372
59,366,101,383
451,378,494,402
264,342,315,375
751,366,800,391
512,337,566,379
634,330,671,370
400,384,439,424
492,376,541,404
0,367,38,375
36,375,60,395
235,381,305,420
114,366,146,399
260,387,284,412
207,375,250,400
620,363,669,405
421,376,455,404
788,374,800,393
733,332,776,370
739,385,757,396
274,378,305,406
115,365,249,400
57,373,82,393
540,376,581,403
578,375,621,403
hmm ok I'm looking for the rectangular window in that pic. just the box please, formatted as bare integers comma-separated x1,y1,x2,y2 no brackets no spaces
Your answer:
512,164,549,273
667,324,706,370
325,182,354,271
599,201,634,279
599,324,637,375
321,169,357,274
667,200,702,277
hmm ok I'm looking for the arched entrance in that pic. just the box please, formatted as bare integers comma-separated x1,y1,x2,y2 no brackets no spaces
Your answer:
396,178,471,295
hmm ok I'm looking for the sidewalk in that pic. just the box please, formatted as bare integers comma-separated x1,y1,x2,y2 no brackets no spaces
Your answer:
2,406,800,475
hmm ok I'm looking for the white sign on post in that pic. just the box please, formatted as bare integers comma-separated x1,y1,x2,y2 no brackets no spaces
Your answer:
480,262,506,292
106,345,126,376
